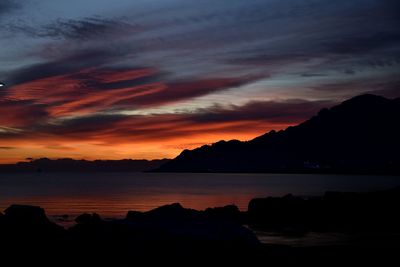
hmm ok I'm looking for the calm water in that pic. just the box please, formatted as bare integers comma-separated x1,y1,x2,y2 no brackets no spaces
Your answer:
1,172,399,220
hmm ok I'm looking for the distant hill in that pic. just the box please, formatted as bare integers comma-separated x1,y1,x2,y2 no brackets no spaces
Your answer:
0,158,170,173
155,94,400,174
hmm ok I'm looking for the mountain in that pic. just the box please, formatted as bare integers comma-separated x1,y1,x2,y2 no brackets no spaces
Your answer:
156,94,400,174
0,158,170,173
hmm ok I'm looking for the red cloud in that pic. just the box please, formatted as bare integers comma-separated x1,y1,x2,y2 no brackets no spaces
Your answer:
0,100,48,127
48,83,166,116
5,67,258,117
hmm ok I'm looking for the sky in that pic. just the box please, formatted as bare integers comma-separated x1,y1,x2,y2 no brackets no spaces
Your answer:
0,0,399,163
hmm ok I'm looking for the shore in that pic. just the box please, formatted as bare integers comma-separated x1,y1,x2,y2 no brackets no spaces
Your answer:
1,188,399,266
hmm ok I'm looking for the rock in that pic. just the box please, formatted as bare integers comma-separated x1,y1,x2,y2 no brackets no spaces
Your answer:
0,206,66,266
121,203,260,248
248,188,400,232
1,205,65,250
75,213,102,224
125,210,142,220
146,203,190,218
5,205,48,223
204,204,242,222
2,204,64,232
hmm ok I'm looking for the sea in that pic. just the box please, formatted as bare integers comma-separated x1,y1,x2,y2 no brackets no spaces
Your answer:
1,172,399,245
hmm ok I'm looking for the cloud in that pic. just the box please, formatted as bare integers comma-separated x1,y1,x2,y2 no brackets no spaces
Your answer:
1,98,333,145
5,67,158,115
7,17,139,40
6,47,133,86
324,32,400,55
190,99,335,124
115,76,262,108
310,75,400,99
0,0,18,16
4,66,260,117
0,146,15,150
301,73,328,78
0,99,49,127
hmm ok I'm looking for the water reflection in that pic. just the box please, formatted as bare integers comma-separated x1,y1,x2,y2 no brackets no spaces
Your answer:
1,172,399,220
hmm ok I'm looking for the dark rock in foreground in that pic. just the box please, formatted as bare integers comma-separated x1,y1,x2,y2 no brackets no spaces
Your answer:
67,202,259,263
5,205,48,223
248,187,400,233
75,212,102,224
2,204,64,234
0,203,259,266
116,203,257,246
1,188,399,266
204,204,242,223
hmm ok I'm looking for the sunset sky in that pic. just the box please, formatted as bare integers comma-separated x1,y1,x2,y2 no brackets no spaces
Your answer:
0,0,399,163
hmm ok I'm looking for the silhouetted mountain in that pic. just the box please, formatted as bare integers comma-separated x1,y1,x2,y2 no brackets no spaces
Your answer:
156,94,400,173
0,158,170,173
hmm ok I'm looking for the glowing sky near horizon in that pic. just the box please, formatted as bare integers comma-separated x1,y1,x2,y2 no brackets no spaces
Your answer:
0,0,399,163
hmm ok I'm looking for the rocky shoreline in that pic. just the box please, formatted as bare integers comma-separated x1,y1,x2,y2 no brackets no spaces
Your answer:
1,188,399,266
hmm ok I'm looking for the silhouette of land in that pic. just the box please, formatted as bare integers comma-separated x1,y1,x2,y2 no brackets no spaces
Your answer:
0,158,170,173
1,187,399,266
3,94,398,175
156,94,400,174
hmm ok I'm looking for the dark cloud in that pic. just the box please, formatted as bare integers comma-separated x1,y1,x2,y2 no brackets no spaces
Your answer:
115,76,263,108
310,76,400,99
37,114,126,138
325,32,400,55
225,53,310,67
377,0,400,18
365,81,400,98
220,0,400,74
0,99,49,127
227,31,400,70
301,73,328,78
0,0,18,16
7,17,139,40
190,99,335,124
6,47,133,86
344,69,355,75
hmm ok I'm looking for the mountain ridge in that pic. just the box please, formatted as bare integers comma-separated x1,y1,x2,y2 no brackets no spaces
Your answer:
155,94,400,174
0,158,170,173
